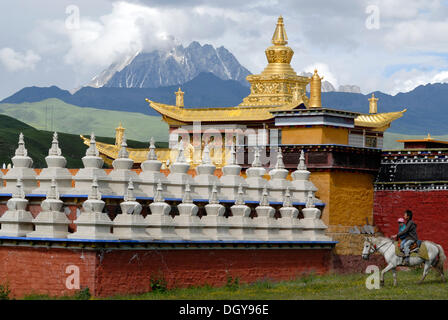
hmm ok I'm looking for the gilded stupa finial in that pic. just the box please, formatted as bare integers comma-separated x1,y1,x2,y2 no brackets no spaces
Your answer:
309,69,323,108
368,93,379,114
175,87,184,108
426,133,432,140
115,122,125,147
272,15,288,46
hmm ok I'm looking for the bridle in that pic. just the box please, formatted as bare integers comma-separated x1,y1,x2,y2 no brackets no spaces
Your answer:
366,239,393,256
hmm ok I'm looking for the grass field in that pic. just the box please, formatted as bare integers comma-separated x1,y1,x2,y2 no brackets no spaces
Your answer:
0,98,169,143
20,267,448,300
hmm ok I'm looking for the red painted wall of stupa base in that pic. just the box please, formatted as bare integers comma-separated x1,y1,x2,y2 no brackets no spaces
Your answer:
331,254,386,274
374,190,448,257
0,246,335,298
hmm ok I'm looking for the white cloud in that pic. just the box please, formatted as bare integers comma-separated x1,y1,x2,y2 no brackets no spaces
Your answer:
0,48,41,72
303,62,339,88
387,69,448,94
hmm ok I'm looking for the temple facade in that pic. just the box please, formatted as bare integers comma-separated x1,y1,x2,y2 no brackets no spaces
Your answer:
82,16,406,230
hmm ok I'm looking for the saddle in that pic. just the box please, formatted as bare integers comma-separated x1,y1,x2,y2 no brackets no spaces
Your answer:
395,240,427,259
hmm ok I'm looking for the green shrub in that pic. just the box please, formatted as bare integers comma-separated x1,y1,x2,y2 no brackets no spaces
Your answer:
150,272,168,293
75,287,91,300
0,282,11,300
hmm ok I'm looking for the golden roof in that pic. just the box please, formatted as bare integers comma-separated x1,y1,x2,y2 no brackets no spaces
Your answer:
354,109,407,130
147,99,301,124
148,99,406,131
396,133,448,145
80,135,171,164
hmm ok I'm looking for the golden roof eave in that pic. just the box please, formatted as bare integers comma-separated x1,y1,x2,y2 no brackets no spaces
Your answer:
354,109,407,131
147,99,302,123
80,135,170,164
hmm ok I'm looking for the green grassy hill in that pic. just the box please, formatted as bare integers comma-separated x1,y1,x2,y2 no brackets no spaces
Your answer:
0,115,162,168
0,98,169,143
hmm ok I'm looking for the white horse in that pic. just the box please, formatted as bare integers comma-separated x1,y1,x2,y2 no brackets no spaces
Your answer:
362,236,446,286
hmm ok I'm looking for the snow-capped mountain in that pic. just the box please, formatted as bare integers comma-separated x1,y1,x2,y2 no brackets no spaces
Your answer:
300,72,361,93
88,41,251,89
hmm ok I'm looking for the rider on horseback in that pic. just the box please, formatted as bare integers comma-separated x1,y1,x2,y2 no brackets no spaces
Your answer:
393,210,418,265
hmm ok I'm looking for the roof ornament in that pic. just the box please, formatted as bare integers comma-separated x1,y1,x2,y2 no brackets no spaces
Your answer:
368,93,379,114
306,192,315,209
88,176,101,201
147,137,158,160
118,134,129,159
209,182,219,205
260,185,270,206
47,178,60,200
182,183,193,204
252,147,262,167
12,178,25,199
175,87,184,108
227,144,236,166
176,140,187,163
202,144,212,165
15,132,28,157
48,132,62,156
124,178,136,202
154,180,164,203
283,187,292,207
86,132,99,157
297,150,307,170
235,183,245,205
275,147,285,169
309,69,323,108
272,15,288,46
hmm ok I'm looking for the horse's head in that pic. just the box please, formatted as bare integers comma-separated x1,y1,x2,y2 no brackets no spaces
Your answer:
362,237,376,260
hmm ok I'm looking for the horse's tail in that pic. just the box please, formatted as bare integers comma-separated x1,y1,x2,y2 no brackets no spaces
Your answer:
435,244,446,269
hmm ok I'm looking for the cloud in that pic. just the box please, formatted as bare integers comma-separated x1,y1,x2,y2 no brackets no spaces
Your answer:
387,69,448,94
0,48,41,72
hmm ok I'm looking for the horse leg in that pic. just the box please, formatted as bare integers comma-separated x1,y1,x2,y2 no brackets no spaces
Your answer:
418,261,431,284
436,264,445,282
392,268,397,286
380,263,395,287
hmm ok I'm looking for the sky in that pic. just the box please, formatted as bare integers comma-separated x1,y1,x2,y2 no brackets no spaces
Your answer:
1,0,448,99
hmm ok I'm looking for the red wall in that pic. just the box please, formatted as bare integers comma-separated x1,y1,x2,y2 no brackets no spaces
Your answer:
0,246,334,298
374,190,448,252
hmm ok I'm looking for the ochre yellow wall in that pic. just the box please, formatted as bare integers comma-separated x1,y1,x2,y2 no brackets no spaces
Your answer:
309,171,375,227
281,126,348,145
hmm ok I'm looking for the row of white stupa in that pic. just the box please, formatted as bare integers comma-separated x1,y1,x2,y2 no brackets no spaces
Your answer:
0,132,331,242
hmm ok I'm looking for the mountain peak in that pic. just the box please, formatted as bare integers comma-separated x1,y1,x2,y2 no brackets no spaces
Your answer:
89,42,251,89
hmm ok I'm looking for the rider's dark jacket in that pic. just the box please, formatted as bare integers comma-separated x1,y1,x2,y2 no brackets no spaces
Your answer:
397,219,418,242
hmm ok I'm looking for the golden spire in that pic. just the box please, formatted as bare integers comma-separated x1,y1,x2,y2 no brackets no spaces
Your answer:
239,16,310,107
368,93,378,114
115,122,125,147
426,133,432,140
175,87,184,108
272,16,288,46
309,69,323,108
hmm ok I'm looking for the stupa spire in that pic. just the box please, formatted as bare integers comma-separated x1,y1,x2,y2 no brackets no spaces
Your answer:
147,137,158,160
15,132,28,157
118,134,129,159
369,93,378,114
272,16,288,46
86,132,99,157
48,132,62,156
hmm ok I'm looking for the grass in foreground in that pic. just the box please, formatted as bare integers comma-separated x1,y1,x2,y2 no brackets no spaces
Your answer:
21,268,448,300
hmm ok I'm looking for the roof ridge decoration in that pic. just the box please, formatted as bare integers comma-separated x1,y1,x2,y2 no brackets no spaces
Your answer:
148,137,158,160
235,183,245,205
86,132,99,157
47,178,60,200
118,135,129,159
154,180,164,203
12,178,25,199
275,147,285,169
48,132,62,156
15,132,28,157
